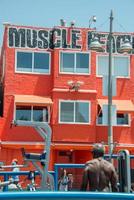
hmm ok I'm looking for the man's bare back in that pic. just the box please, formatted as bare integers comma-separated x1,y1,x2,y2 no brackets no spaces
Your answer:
80,144,118,192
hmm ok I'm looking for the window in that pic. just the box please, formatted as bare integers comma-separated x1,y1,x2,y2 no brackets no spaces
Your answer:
15,105,49,122
59,100,90,124
117,113,129,125
97,55,130,77
16,51,50,74
97,105,129,126
60,52,90,74
97,105,103,125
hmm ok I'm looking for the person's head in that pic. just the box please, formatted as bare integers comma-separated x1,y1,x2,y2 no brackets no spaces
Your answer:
63,169,67,175
68,173,73,180
92,143,105,158
61,168,67,177
11,158,18,165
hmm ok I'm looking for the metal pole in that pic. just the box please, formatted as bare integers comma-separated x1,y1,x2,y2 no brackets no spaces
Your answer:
108,10,113,161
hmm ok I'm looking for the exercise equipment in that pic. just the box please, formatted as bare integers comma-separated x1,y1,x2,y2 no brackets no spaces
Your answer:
0,178,22,191
12,120,54,191
0,162,25,191
27,171,36,191
0,179,14,188
118,149,131,193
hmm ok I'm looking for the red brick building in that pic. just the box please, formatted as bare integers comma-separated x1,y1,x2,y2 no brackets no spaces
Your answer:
0,23,134,170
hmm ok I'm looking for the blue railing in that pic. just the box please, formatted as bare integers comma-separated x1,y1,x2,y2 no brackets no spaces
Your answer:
1,155,134,192
0,164,134,200
0,164,84,192
0,171,55,191
0,191,134,200
104,154,134,159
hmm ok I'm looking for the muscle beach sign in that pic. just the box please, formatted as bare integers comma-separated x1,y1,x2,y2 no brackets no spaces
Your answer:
8,27,134,53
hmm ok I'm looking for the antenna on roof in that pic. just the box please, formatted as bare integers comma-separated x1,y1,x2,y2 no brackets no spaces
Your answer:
89,16,96,28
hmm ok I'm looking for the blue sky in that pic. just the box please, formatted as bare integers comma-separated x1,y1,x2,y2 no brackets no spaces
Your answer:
0,0,134,46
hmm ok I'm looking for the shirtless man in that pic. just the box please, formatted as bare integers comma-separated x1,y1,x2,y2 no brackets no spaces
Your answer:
80,143,118,192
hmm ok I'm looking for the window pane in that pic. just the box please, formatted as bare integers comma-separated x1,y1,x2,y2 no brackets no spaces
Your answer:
33,106,43,122
75,102,89,123
34,53,50,73
97,56,109,76
16,106,31,121
43,108,49,122
97,110,103,124
17,52,32,72
117,113,129,125
60,102,74,122
76,53,89,73
114,57,129,77
97,116,103,124
60,52,74,72
33,106,48,122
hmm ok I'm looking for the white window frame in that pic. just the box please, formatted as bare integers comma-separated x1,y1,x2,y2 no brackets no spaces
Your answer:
59,100,91,124
14,105,50,123
96,54,130,78
59,50,90,75
15,50,51,74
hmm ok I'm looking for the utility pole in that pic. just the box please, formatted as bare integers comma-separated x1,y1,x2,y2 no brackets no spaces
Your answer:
108,10,114,161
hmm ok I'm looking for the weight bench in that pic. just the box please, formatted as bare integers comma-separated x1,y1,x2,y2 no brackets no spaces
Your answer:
21,148,46,163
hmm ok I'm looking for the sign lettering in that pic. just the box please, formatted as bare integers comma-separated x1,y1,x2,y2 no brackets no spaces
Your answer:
8,27,134,54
